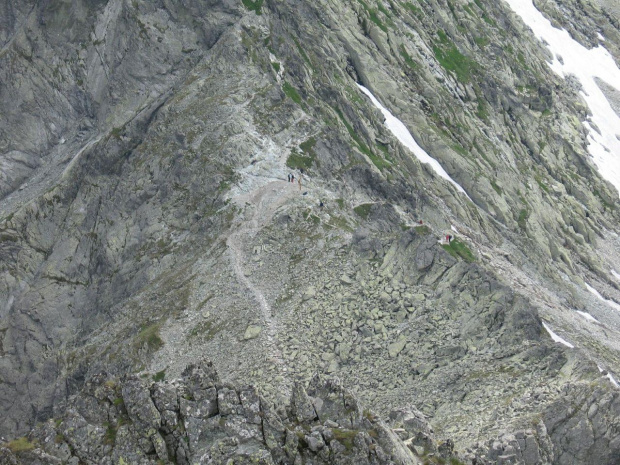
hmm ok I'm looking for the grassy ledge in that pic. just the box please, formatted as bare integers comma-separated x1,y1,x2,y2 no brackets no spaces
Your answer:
442,237,475,262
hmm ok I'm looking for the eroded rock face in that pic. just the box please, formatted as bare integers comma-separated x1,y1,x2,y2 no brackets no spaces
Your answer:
5,359,620,465
2,0,620,463
0,360,430,465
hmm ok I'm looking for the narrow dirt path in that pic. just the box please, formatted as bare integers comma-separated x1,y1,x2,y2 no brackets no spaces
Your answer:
226,178,297,376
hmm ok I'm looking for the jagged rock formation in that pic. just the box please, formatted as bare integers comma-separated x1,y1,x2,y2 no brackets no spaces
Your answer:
0,360,452,465
2,0,620,463
4,359,620,464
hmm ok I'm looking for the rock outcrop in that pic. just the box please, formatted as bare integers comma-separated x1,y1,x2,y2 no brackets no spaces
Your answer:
0,359,455,465
1,0,620,463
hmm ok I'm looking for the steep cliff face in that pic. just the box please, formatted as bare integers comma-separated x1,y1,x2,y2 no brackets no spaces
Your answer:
1,0,620,463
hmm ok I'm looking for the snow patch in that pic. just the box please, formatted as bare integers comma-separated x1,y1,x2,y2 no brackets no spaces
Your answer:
269,53,284,81
597,32,606,42
585,283,620,312
611,269,620,281
542,322,575,348
504,0,620,196
598,365,620,388
575,310,599,323
357,85,471,200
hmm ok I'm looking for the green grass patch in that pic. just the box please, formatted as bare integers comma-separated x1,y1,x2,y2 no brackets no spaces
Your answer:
152,370,166,382
490,180,502,195
134,322,164,352
282,82,302,105
463,3,476,16
104,423,117,445
332,429,359,450
299,137,316,155
415,225,431,235
470,0,496,25
442,237,475,262
110,127,123,140
271,61,280,73
476,98,489,121
368,9,388,32
345,85,365,105
354,203,373,219
481,12,497,27
517,209,529,230
399,45,418,70
355,0,388,32
474,36,490,48
433,30,478,82
534,174,549,193
377,3,391,18
302,212,320,225
404,2,422,15
372,142,393,169
286,150,314,170
241,0,264,14
452,143,468,157
377,142,390,155
5,437,36,453
292,36,315,71
335,108,363,148
368,152,391,170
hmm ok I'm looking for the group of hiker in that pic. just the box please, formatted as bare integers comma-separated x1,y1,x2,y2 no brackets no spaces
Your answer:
287,170,303,191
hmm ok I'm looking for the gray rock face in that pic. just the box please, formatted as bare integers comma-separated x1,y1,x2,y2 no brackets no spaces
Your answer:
1,0,620,463
0,359,427,465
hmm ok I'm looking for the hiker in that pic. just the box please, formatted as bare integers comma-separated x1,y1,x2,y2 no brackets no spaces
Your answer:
448,235,453,243
319,201,324,208
287,173,291,182
446,234,450,243
291,174,295,184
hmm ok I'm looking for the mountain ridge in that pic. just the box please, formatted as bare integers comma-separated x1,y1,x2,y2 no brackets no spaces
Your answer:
1,0,620,463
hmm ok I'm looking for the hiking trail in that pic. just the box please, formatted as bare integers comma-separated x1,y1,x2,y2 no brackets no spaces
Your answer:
227,177,297,379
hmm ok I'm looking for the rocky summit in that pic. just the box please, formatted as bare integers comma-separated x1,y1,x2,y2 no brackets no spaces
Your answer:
2,0,620,463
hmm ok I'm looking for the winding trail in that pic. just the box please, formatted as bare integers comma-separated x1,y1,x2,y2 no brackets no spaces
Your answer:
226,178,297,377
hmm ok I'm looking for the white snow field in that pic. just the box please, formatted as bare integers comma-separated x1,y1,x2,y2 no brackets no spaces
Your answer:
598,365,620,388
542,322,575,348
575,310,600,323
586,283,620,312
357,85,471,200
504,0,620,195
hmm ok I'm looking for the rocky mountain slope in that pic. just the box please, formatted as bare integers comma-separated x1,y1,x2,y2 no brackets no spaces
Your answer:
0,359,453,465
2,0,620,463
